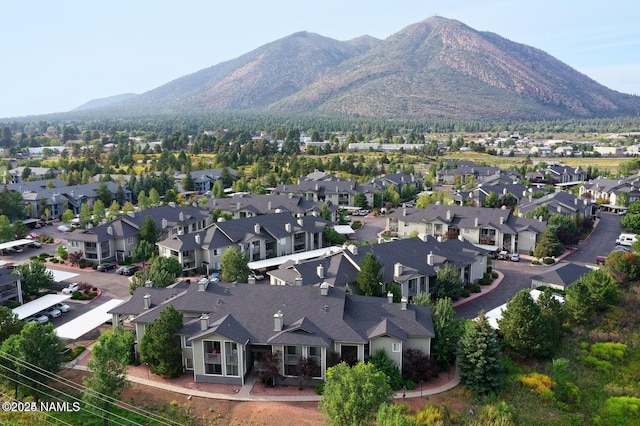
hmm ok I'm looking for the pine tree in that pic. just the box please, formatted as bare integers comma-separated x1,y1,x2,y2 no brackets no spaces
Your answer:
458,311,503,395
356,252,383,296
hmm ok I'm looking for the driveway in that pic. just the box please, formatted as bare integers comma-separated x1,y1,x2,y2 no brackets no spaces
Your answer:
455,212,622,320
350,215,387,243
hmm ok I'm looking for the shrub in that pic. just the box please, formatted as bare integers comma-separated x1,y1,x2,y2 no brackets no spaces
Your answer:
532,260,541,265
491,271,499,278
351,220,362,230
404,379,416,390
543,257,555,265
314,381,325,395
466,283,482,293
597,396,640,426
591,342,627,361
518,372,554,397
461,288,470,298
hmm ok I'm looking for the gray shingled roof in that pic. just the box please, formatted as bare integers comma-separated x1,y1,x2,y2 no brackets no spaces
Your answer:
112,279,434,347
530,262,591,288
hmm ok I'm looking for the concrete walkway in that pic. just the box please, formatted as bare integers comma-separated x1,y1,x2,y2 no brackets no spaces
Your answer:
70,354,460,402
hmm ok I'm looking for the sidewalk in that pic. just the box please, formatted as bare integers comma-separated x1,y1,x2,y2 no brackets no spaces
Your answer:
69,348,461,402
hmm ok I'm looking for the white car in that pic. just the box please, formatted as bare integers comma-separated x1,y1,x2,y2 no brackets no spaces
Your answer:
57,225,71,232
44,307,61,318
62,283,79,294
54,302,70,313
250,271,265,281
27,313,49,325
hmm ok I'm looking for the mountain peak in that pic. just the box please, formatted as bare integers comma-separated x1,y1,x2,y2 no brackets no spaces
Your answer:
73,17,640,120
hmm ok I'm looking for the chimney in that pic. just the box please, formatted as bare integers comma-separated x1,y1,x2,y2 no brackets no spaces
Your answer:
474,217,479,227
168,201,175,207
273,310,283,331
254,223,261,234
315,183,319,191
503,188,507,195
574,198,578,205
285,223,292,233
179,212,184,221
529,195,532,202
143,294,151,309
145,280,153,288
320,282,329,295
348,245,358,255
403,207,407,216
557,205,562,213
539,216,543,222
427,251,434,266
200,314,209,331
236,201,241,209
317,264,324,279
500,216,504,225
387,291,393,304
162,218,168,228
107,226,113,235
458,234,464,242
446,210,451,220
195,233,201,244
394,262,403,276
267,201,272,210
294,277,303,286
198,276,209,291
401,297,408,310
297,218,304,226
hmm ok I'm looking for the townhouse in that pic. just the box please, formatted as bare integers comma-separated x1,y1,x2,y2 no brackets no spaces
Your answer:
203,193,337,221
0,269,23,306
271,177,378,207
387,205,546,254
517,191,595,220
156,212,331,272
268,236,488,301
108,279,435,385
8,179,132,219
66,204,211,262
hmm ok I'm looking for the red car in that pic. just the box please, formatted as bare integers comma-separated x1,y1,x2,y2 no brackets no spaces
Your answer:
595,256,606,265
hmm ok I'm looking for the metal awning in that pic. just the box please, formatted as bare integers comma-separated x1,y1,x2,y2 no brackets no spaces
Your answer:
248,246,343,270
334,225,355,235
0,239,32,250
46,269,79,283
55,299,124,340
13,294,71,319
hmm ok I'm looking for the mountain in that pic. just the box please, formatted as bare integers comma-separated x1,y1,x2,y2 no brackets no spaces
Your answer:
73,93,138,111
78,17,640,121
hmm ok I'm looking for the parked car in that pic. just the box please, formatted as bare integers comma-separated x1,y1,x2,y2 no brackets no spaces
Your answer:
116,265,139,276
44,307,61,318
57,225,70,232
510,253,520,262
28,241,42,248
27,313,49,325
595,256,606,265
613,245,631,252
97,262,116,272
62,283,79,294
497,250,509,260
54,302,70,313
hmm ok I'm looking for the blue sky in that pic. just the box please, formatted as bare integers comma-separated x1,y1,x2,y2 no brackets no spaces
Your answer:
1,0,638,118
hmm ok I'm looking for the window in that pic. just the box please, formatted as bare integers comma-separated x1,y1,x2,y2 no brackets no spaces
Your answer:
69,241,79,248
183,337,192,347
225,342,239,376
284,346,302,376
280,238,287,246
185,357,193,370
204,340,222,375
126,237,134,245
392,342,401,353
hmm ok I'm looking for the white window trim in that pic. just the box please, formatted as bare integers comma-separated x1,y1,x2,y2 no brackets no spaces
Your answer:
391,342,401,353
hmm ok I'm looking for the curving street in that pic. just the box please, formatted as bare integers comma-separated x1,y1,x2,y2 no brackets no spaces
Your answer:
455,212,622,319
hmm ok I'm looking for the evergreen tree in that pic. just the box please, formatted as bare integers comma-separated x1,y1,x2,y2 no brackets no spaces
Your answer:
83,328,134,425
139,215,160,244
139,306,183,378
498,290,554,359
221,248,250,282
356,252,383,296
458,312,503,396
432,297,464,368
534,226,563,258
435,263,464,300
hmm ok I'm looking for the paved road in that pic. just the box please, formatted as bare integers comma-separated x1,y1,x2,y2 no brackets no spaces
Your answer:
455,212,622,319
351,215,387,243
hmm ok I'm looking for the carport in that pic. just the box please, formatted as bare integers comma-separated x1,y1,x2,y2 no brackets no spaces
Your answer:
12,294,71,320
0,239,33,251
248,246,343,270
46,268,79,283
55,299,123,340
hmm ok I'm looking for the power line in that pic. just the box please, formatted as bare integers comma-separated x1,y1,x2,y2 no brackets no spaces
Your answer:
0,351,181,426
0,350,180,425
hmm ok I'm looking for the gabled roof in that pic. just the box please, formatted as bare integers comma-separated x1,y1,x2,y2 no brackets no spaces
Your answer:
530,262,591,288
368,318,408,341
110,279,434,347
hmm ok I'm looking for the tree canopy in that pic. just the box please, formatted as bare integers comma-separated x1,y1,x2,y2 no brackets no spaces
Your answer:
356,252,383,296
319,361,394,426
221,248,250,283
139,305,183,378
